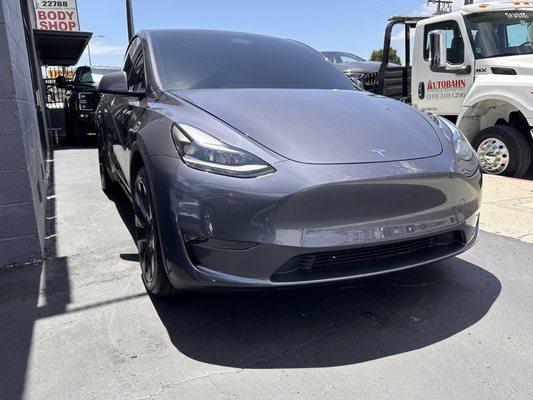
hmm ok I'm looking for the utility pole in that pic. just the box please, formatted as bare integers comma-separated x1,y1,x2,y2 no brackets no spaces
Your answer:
427,0,453,15
126,0,135,41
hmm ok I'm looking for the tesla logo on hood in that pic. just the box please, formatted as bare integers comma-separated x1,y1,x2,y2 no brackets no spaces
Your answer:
370,149,386,158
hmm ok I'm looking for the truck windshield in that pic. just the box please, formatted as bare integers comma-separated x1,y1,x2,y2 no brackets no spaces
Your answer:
465,11,533,59
150,30,354,90
78,68,118,84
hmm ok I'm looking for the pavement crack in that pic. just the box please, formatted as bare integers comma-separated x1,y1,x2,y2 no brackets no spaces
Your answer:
246,324,344,368
136,370,243,400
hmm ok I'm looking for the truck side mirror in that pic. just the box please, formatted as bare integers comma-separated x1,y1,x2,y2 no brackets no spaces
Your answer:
429,30,447,71
55,75,67,89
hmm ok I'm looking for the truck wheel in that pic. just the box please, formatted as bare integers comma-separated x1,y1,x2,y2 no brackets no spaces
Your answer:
473,126,530,178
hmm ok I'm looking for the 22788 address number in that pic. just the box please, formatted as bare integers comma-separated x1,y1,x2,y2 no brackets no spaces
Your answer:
40,1,70,7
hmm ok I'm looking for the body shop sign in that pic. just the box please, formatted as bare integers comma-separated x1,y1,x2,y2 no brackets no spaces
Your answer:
34,0,80,31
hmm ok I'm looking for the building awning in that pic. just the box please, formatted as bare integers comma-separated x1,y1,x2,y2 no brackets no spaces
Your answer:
33,29,92,66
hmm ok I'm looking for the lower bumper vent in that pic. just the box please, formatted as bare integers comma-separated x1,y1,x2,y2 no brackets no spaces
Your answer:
271,231,464,282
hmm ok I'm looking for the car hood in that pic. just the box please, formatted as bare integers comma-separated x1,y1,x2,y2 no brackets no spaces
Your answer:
172,89,443,164
334,61,398,74
335,61,381,73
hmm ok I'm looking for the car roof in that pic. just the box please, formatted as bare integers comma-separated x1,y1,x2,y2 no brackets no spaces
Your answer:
140,28,293,43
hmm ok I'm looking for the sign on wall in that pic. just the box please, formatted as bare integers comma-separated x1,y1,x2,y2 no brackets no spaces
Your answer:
34,0,80,31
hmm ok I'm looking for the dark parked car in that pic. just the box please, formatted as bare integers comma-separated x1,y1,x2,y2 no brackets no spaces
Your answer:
321,51,398,91
56,66,120,144
96,29,481,296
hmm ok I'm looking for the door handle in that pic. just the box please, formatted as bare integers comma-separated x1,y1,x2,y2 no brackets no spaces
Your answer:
418,82,425,100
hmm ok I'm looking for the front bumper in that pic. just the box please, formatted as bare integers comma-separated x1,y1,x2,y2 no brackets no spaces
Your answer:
148,152,482,289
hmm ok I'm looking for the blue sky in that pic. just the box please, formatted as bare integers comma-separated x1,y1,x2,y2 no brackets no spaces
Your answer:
75,0,482,67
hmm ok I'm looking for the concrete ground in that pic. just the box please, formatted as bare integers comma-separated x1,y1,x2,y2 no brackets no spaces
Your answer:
1,148,532,400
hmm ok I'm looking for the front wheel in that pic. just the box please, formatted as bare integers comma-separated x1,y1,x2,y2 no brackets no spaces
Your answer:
133,168,175,296
473,125,530,178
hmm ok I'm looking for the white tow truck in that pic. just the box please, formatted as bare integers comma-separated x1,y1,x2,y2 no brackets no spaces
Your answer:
373,1,533,177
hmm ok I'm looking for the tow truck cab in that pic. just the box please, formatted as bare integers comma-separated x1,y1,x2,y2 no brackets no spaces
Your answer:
376,1,533,177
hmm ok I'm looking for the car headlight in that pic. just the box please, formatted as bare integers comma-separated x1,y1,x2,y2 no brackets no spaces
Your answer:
351,77,365,91
436,116,479,176
438,117,474,160
78,92,90,100
171,124,275,178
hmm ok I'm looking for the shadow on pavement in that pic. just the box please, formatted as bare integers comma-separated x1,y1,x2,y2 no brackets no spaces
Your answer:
151,257,500,368
106,187,137,241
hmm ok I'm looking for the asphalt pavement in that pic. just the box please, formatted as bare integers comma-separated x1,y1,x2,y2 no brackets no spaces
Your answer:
0,148,531,400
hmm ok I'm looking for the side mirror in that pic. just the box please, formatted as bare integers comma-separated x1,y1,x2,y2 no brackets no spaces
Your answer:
429,30,447,70
428,30,472,75
98,71,145,98
55,75,67,89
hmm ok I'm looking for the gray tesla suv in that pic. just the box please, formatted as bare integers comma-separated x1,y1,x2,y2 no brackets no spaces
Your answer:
96,29,481,295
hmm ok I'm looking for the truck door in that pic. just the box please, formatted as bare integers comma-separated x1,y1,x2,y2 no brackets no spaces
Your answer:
412,17,475,117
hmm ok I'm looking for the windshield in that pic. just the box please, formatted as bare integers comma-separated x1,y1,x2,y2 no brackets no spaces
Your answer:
78,68,118,84
322,52,366,64
465,11,533,59
150,30,354,90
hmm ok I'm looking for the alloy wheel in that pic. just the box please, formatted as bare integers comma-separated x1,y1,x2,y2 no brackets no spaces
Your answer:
476,138,510,175
134,178,156,285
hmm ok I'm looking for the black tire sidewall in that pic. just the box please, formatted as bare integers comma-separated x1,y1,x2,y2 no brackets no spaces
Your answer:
65,111,74,144
98,148,113,192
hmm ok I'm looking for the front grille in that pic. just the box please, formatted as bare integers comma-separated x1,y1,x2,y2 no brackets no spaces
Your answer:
271,231,464,282
361,72,378,91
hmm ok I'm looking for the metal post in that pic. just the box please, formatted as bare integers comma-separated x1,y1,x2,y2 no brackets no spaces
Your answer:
126,0,135,40
405,25,411,68
87,43,92,66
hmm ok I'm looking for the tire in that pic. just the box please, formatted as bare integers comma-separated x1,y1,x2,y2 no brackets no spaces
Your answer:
133,167,175,296
73,123,88,146
64,110,75,145
472,125,530,178
98,147,117,194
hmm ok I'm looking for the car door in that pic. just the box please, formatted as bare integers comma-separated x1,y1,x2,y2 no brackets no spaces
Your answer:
108,37,146,189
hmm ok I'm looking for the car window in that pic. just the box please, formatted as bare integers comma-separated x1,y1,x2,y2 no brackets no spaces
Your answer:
123,38,146,93
424,20,465,65
127,53,146,92
339,54,364,63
